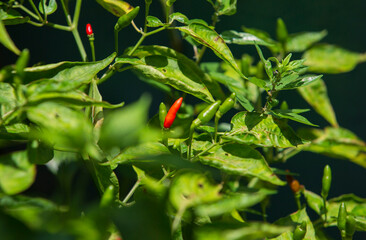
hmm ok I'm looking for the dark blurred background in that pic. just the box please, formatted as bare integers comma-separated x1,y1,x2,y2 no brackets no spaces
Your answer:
1,0,366,238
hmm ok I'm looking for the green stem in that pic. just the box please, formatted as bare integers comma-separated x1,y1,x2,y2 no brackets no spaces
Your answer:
122,180,140,204
162,128,168,147
187,126,195,161
89,38,96,62
46,22,72,31
16,4,40,20
73,0,82,25
172,205,186,234
40,0,47,22
114,29,119,55
214,116,219,143
27,0,43,21
71,27,88,61
323,198,328,223
194,142,218,159
144,2,151,33
295,192,301,210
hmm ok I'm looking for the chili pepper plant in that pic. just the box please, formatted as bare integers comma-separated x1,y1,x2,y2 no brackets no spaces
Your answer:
0,0,366,239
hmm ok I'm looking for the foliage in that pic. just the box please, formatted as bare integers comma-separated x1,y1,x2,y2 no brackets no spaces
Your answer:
0,0,365,239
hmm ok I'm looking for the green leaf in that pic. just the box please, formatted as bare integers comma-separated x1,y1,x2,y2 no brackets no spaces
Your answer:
95,0,134,17
221,30,274,47
169,172,222,210
25,53,116,93
0,20,20,55
99,95,150,150
27,90,124,108
286,30,327,52
27,140,54,165
117,45,218,102
276,74,322,90
270,109,318,127
298,127,366,168
303,44,363,73
195,222,291,240
271,208,317,240
304,190,366,231
133,166,167,198
169,12,189,24
0,82,17,118
0,123,29,140
297,79,338,127
0,6,29,25
178,23,244,78
195,189,275,217
27,102,94,152
217,0,237,16
146,16,164,27
242,26,280,53
197,143,285,185
38,0,57,15
255,44,273,80
224,112,307,148
0,151,36,195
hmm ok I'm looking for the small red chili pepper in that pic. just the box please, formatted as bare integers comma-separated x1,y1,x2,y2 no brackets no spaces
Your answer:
86,23,93,36
164,97,183,129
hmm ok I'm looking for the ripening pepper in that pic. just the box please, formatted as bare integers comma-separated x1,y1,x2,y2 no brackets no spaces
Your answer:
164,97,183,129
86,23,93,36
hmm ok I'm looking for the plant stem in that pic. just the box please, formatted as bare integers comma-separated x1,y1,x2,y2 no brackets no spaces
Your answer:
73,0,82,25
40,0,47,22
27,0,43,20
114,29,119,55
89,38,96,62
172,205,186,234
144,2,151,33
295,192,301,210
122,180,140,204
323,198,328,223
214,116,219,143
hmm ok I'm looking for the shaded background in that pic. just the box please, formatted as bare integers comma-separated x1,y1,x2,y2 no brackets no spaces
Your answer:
1,0,366,238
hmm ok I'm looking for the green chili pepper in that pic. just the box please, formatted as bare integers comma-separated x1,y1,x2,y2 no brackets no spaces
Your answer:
159,102,167,129
191,100,222,130
216,92,236,119
100,185,115,208
346,215,356,239
166,0,176,7
338,202,347,238
114,6,140,32
321,165,332,199
293,221,307,240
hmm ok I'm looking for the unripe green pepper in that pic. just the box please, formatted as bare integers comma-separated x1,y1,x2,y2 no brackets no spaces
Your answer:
337,202,347,237
100,185,115,208
191,100,222,129
216,92,236,119
293,221,307,240
159,102,167,129
145,0,152,4
114,6,140,32
346,215,356,238
166,0,176,7
321,165,332,199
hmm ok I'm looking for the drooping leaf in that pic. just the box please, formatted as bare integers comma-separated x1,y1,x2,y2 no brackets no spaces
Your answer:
224,112,307,148
286,30,327,52
0,20,20,55
99,95,151,150
0,6,29,25
195,222,291,240
95,0,134,17
297,79,338,127
221,30,273,47
303,44,364,73
271,208,317,240
178,23,244,78
298,127,366,168
38,0,57,15
197,143,285,185
117,45,220,102
0,151,36,195
146,16,164,27
195,189,275,217
304,190,366,231
217,0,237,16
169,171,222,210
27,102,94,152
25,53,116,93
270,109,318,127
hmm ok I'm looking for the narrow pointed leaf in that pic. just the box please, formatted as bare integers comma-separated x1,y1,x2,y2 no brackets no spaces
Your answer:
221,30,273,46
0,6,29,25
224,112,307,148
277,74,322,90
303,44,363,73
178,23,244,78
286,30,327,52
0,20,20,55
146,16,164,27
197,143,285,185
96,0,134,17
297,79,338,127
270,109,318,127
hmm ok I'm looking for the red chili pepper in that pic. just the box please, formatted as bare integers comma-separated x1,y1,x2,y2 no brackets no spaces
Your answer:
86,23,93,36
164,97,183,129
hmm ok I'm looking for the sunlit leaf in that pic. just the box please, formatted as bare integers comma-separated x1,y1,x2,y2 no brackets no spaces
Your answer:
0,151,36,195
222,30,274,47
197,143,285,185
217,0,237,16
297,79,338,127
303,44,364,73
146,16,164,27
169,12,189,24
38,0,57,15
96,0,134,17
270,109,318,127
286,30,327,52
276,74,322,90
178,23,244,78
117,45,219,102
224,112,307,148
0,20,20,55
